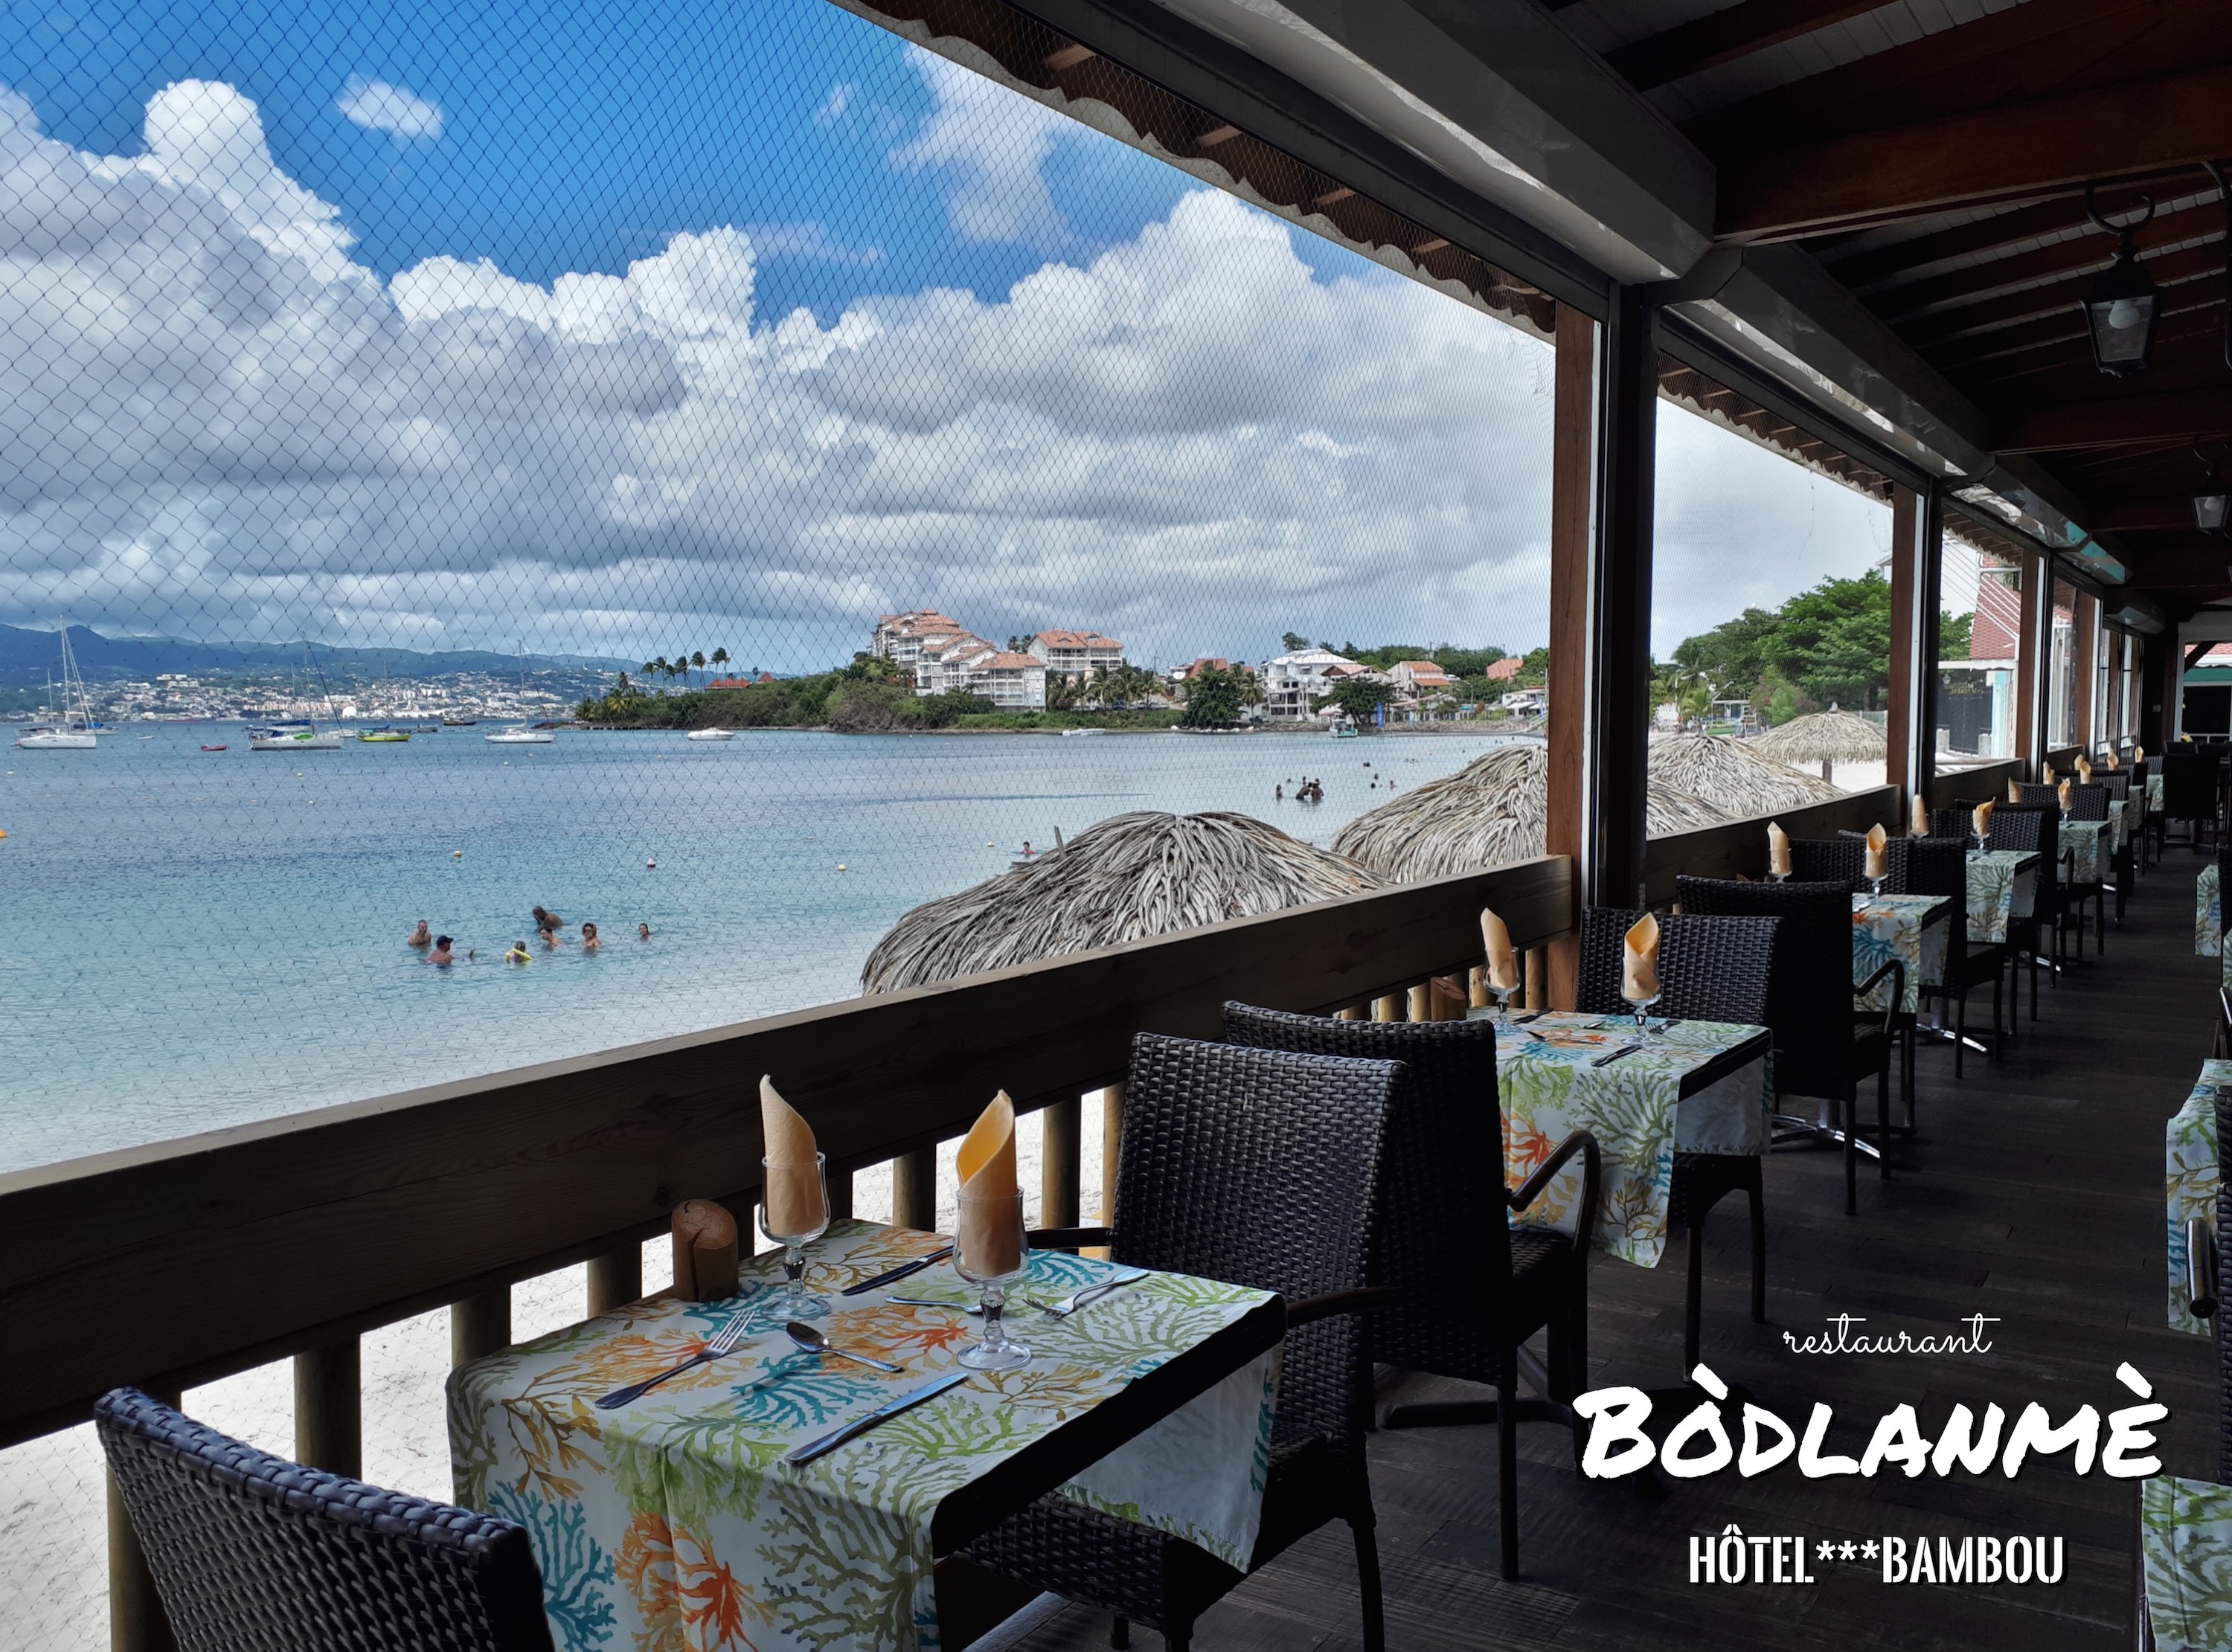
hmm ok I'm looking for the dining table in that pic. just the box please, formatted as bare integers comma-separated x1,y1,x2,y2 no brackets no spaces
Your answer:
1853,890,1952,1013
1469,1008,1771,1268
449,1219,1284,1652
2142,1474,2232,1651
2060,816,2112,886
1964,848,2039,945
2200,864,2222,959
2166,1059,2229,1335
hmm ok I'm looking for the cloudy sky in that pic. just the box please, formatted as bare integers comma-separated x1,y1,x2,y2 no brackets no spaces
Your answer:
0,0,1888,669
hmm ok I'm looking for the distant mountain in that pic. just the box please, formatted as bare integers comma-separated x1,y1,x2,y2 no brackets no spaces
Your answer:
0,625,630,686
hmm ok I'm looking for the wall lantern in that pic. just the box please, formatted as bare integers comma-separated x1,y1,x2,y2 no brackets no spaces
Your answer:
2196,445,2229,534
2084,184,2158,378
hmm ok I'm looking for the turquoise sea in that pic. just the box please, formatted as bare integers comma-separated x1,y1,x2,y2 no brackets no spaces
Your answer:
0,724,1516,1173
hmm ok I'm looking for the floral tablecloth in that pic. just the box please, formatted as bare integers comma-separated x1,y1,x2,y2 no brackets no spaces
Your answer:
450,1220,1279,1651
2061,817,2111,884
2151,771,2166,812
2141,1474,2232,1649
2108,797,2133,852
2201,865,2222,958
2168,1061,2231,1334
1474,1010,1770,1270
1854,893,1949,1013
1965,849,2038,945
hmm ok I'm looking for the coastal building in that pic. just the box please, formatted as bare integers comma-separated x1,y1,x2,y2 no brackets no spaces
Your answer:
966,651,1048,710
1386,660,1455,702
1260,647,1358,719
1027,630,1124,678
870,612,969,675
1484,657,1524,682
914,631,998,696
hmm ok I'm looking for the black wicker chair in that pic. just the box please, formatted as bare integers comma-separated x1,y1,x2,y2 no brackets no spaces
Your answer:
1906,835,2004,1076
2164,750,2219,850
972,1032,1403,1648
1575,908,1777,1368
1788,835,1909,892
1988,797,2077,980
1674,878,1899,1215
2047,782,2111,954
1216,1004,1599,1581
94,1387,554,1652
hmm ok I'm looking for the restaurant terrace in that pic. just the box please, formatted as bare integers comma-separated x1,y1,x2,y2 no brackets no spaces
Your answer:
15,2,2232,1651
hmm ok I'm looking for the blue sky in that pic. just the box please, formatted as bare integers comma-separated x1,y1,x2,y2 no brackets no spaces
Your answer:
0,0,1884,665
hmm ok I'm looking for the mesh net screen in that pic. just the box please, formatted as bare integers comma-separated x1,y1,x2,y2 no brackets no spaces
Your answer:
0,0,1557,1640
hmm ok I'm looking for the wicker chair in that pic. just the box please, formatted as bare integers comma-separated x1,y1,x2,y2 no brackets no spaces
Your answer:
1788,835,1910,892
971,1032,1403,1650
1989,797,2077,978
1674,878,1899,1215
1575,908,1777,1368
2035,782,2108,955
94,1387,554,1652
1907,835,2004,1075
1216,1004,1599,1582
2164,750,2219,850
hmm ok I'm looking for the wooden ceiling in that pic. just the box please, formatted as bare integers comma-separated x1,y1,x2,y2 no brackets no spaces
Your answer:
1568,0,2232,614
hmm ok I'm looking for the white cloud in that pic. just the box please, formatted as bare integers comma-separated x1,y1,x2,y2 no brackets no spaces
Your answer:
338,76,443,141
815,83,855,127
0,75,1885,668
743,220,882,266
891,49,1069,246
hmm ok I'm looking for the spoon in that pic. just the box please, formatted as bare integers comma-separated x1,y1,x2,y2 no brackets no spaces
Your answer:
786,1321,903,1372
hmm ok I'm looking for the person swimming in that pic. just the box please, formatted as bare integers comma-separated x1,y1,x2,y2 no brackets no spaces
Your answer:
407,919,432,948
532,904,563,935
581,922,600,952
428,935,455,966
506,940,530,964
1274,784,1283,801
638,922,651,941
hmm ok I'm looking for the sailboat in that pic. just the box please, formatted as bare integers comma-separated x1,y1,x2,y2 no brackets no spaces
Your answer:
15,629,99,749
250,642,344,749
486,645,555,743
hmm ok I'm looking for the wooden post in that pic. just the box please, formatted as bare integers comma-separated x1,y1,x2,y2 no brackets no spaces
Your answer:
292,1339,361,1478
1097,1083,1125,1257
1524,946,1547,1013
1370,994,1402,1021
2072,591,2097,756
893,1147,937,1232
1886,482,1942,808
1467,965,1488,1007
109,1386,181,1652
2015,552,2045,776
827,1168,855,1222
1545,301,1594,1009
451,1287,510,1369
1041,1096,1081,1229
587,1246,644,1317
1334,1006,1362,1021
1405,983,1430,1021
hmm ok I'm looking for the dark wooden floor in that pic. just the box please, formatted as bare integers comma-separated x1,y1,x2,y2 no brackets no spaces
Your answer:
998,846,2223,1651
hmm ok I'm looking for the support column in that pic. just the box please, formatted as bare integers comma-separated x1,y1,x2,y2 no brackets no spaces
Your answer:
1545,302,1594,1006
1585,286,1657,910
1886,483,1942,808
2072,591,2097,756
892,1148,937,1232
2015,553,2047,776
588,1247,644,1317
1040,1096,1080,1230
292,1339,362,1478
109,1386,181,1652
451,1288,510,1368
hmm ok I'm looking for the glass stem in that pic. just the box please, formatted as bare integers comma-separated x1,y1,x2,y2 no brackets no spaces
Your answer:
785,1247,805,1299
981,1294,1004,1345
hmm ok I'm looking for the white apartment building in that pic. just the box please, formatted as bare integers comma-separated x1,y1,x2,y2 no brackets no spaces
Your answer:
1260,648,1358,719
913,631,996,695
870,611,968,675
1387,660,1455,703
1027,630,1124,678
968,651,1048,709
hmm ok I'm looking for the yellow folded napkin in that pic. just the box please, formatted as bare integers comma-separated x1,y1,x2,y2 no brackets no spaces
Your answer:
760,1076,825,1238
2007,777,2021,803
672,1199,740,1302
1973,800,1994,841
2044,761,2056,784
1479,907,1520,992
955,1091,1022,1275
2057,778,2072,809
1622,912,1660,1004
1864,823,1889,881
2106,750,2120,770
2077,756,2093,785
2138,745,2146,762
1767,820,1791,876
1910,795,1928,836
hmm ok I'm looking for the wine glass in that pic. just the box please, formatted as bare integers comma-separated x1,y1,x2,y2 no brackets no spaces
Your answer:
954,1191,1031,1372
755,1154,831,1325
1623,986,1661,1034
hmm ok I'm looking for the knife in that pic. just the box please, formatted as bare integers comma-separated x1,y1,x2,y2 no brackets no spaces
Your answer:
783,1370,973,1466
1591,1043,1642,1067
841,1245,955,1296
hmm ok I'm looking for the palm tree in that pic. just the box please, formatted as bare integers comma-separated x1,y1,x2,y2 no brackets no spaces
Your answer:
711,647,729,680
691,651,706,687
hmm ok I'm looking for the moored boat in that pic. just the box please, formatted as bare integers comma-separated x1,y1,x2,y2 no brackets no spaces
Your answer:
249,722,344,751
686,727,735,742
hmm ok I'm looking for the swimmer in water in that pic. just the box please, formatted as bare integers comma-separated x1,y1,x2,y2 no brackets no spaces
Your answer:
428,935,455,966
532,904,563,936
506,940,530,964
581,922,600,952
646,858,657,871
1274,785,1283,801
638,922,651,941
1021,841,1034,858
407,919,432,948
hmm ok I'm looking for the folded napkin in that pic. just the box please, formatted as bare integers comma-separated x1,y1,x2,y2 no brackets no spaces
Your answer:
1767,820,1791,877
2007,777,2021,803
1622,911,1660,1004
2057,778,2072,810
760,1076,825,1239
1972,799,1994,842
955,1090,1022,1276
2077,756,2094,785
2138,745,2147,762
2106,750,2120,770
672,1199,740,1303
1480,907,1521,993
1864,823,1889,882
1910,794,1928,836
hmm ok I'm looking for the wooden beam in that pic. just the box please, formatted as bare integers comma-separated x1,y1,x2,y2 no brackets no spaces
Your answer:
1717,64,2232,241
1871,205,2217,324
1995,386,2232,454
1903,242,2225,351
1603,0,1890,94
1642,788,1899,905
1828,195,2097,291
1546,303,1594,1009
2096,499,2205,531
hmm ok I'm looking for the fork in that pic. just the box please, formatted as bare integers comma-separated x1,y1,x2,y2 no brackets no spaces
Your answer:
596,1316,751,1409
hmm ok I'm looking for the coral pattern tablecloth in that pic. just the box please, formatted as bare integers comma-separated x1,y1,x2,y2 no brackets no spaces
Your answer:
1476,1010,1770,1270
2142,1475,2232,1648
2201,865,2221,958
2168,1061,2231,1335
1853,893,1949,1013
449,1220,1279,1651
1965,849,2037,945
2061,818,2111,884
2151,771,2165,812
2108,797,2132,852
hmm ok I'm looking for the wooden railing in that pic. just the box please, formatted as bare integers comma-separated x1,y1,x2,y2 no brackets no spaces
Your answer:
1928,759,2023,810
1641,786,1898,905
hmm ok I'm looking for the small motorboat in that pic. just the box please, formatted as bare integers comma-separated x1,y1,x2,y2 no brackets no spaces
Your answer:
442,716,478,727
201,743,228,752
686,727,735,742
485,724,554,745
355,726,412,743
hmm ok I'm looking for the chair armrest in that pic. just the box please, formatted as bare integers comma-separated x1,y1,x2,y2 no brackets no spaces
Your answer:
1027,1226,1112,1251
2190,1219,2218,1321
1287,1286,1404,1328
1509,1128,1603,1248
1854,957,1905,1035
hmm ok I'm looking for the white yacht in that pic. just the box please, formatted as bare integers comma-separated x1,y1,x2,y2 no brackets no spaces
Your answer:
15,629,100,748
250,721,344,751
485,724,554,745
686,727,735,742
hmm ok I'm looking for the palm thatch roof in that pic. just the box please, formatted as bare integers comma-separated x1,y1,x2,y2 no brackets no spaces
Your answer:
1328,744,1727,884
861,810,1382,994
1751,710,1885,765
1648,733,1844,814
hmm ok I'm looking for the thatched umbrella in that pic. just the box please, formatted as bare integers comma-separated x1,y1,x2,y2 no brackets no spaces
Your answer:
1751,709,1886,781
862,810,1382,993
1649,732,1844,814
1329,743,1726,884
